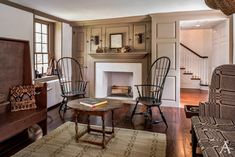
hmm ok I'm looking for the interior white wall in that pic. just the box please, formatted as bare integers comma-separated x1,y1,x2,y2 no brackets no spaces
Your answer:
180,21,229,87
233,14,235,64
0,3,73,79
180,29,212,89
180,29,212,56
62,23,72,57
55,22,62,61
211,21,229,76
0,3,34,74
110,72,133,86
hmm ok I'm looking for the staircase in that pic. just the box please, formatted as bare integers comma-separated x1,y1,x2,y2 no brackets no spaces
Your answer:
180,43,209,89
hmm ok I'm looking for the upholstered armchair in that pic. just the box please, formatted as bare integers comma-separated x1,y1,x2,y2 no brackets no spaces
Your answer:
191,64,235,157
197,64,235,120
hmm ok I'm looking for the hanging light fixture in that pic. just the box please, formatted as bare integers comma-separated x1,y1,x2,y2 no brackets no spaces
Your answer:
205,0,235,15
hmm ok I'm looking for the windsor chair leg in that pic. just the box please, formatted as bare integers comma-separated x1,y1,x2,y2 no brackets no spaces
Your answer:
148,107,152,121
59,97,68,120
131,101,139,121
59,97,66,113
63,98,68,113
157,106,168,128
144,106,152,127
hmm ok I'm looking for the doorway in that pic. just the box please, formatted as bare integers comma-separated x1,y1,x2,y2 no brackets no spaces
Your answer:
179,18,230,108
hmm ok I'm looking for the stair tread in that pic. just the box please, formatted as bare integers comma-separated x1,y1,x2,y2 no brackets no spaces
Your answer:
191,78,200,80
183,72,193,75
200,84,209,86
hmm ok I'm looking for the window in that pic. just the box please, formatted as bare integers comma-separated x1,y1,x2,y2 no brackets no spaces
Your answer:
34,21,49,74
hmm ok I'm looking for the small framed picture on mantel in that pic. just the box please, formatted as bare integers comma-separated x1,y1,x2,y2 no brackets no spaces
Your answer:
110,33,123,49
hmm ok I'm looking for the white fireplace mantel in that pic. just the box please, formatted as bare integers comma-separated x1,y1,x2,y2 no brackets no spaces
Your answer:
89,52,149,59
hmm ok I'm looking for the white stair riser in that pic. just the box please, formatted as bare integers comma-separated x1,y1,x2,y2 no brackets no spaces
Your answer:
180,46,209,85
180,70,200,89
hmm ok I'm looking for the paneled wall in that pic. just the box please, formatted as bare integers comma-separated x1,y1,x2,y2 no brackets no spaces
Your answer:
72,17,151,97
151,10,228,107
72,27,85,65
151,17,180,107
72,19,151,62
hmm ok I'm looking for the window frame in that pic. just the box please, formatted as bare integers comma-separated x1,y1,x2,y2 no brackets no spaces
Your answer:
34,19,53,75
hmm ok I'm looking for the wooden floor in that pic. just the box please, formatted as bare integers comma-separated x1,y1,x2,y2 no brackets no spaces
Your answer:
180,88,208,108
46,89,208,157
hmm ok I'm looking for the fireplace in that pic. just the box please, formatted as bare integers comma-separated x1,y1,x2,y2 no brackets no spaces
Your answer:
107,72,133,97
95,62,142,99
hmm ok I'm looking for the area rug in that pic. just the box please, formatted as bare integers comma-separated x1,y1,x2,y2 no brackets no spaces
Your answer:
13,122,166,157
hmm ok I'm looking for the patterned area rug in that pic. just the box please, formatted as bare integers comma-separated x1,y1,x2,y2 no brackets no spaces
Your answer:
13,122,166,157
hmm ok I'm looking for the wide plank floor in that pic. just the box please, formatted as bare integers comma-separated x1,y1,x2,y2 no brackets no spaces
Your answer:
47,89,208,157
180,88,208,108
2,89,207,157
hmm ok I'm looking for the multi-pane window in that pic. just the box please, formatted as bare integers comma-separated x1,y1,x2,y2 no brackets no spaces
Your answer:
34,22,49,74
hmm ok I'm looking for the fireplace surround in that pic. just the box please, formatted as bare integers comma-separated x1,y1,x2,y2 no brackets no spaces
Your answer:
95,62,142,99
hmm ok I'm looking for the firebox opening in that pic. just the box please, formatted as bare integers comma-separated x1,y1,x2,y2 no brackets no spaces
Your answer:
106,72,133,98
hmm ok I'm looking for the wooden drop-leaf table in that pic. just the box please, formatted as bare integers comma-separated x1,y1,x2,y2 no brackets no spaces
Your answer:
67,98,123,148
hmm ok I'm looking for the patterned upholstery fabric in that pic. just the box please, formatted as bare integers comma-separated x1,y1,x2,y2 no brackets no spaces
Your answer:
10,85,37,112
0,94,6,103
206,65,235,120
192,116,235,156
192,65,235,156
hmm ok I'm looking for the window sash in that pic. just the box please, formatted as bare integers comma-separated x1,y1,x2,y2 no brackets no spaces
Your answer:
34,21,49,74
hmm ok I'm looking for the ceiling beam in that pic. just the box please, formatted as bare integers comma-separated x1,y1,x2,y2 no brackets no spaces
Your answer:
71,15,151,26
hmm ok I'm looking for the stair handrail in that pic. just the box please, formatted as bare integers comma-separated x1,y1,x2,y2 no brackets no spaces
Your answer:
180,43,208,59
